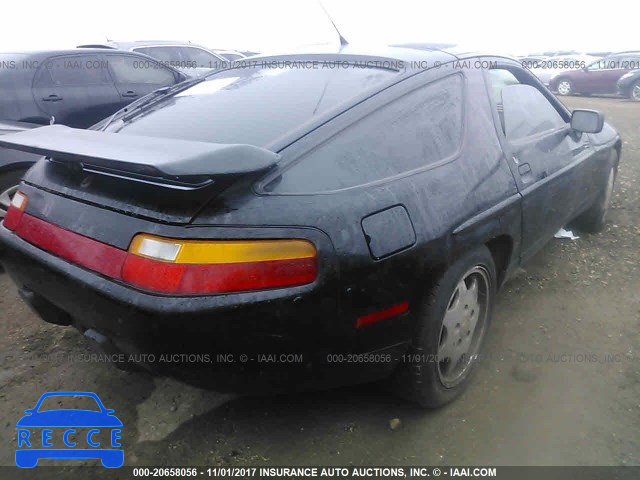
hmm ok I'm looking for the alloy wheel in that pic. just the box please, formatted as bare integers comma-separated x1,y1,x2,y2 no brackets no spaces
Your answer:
437,266,491,388
557,80,572,95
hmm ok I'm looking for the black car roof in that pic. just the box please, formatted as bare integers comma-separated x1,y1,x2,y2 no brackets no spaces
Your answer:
250,44,459,65
246,44,519,69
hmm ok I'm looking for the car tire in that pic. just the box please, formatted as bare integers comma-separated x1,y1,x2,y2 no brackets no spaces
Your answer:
392,245,497,408
576,156,618,233
556,78,575,96
631,80,640,102
0,168,27,220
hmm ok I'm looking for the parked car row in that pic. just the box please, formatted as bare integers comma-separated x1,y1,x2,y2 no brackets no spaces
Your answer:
0,44,622,407
520,51,640,100
76,41,247,76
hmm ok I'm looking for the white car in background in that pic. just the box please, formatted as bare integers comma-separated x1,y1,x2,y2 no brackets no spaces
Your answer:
211,49,248,61
528,54,600,86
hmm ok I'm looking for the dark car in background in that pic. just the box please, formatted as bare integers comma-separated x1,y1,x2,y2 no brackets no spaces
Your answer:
617,69,640,100
550,51,640,95
0,49,187,127
0,47,621,407
0,49,187,218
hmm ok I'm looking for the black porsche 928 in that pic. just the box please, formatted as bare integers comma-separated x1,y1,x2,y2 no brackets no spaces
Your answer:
0,46,621,407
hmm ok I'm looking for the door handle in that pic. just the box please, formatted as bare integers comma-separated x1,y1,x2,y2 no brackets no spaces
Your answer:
518,163,531,175
121,91,138,98
518,162,535,185
42,95,63,102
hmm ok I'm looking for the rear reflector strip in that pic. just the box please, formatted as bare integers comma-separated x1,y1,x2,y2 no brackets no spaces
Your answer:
13,213,127,279
121,254,317,294
5,212,317,295
356,302,409,328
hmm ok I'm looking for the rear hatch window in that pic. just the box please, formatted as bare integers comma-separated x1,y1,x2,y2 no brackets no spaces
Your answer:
112,61,398,147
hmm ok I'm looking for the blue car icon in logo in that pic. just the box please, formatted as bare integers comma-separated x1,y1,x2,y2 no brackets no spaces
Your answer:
15,391,123,468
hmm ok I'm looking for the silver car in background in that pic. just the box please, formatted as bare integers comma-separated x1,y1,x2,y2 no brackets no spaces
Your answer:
76,40,228,77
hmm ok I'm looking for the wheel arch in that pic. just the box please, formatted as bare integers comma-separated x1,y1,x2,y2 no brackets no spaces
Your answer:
485,235,514,288
614,139,622,165
552,76,572,92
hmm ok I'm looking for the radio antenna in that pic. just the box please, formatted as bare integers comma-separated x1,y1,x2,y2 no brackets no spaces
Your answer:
317,1,348,47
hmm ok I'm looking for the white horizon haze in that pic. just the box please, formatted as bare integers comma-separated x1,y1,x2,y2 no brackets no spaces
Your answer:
2,0,638,57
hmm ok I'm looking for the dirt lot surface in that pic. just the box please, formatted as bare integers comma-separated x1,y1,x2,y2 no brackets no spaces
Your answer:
0,96,638,474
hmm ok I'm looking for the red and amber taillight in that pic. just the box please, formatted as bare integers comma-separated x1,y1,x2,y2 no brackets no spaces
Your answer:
121,234,318,294
3,191,28,231
6,200,317,295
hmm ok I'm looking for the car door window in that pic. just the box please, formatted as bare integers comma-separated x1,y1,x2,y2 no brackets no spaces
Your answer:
487,67,567,140
618,55,640,70
501,84,566,141
107,55,176,86
42,55,109,85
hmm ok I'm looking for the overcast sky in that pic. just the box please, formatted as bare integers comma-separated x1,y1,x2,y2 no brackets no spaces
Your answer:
3,0,638,56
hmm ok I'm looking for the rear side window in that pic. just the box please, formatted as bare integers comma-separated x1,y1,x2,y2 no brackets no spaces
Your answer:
106,55,176,85
266,74,464,193
39,55,109,86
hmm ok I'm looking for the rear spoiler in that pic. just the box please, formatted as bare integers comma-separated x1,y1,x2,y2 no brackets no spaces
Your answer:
0,125,280,187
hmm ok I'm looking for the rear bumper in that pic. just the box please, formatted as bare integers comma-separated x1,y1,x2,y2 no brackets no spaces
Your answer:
0,224,407,391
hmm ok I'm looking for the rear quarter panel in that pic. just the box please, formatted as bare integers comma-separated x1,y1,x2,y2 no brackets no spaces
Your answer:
193,65,520,352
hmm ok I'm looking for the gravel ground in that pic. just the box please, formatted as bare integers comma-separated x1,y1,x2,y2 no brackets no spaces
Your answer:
0,96,638,474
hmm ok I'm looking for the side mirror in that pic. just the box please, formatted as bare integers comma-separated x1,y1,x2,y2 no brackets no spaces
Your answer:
24,409,34,414
571,109,604,134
